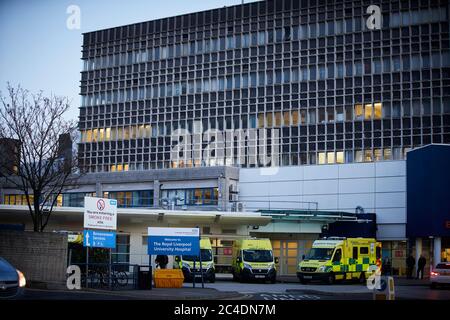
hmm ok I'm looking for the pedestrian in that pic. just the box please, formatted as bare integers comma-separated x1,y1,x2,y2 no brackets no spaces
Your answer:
417,255,426,279
383,258,391,276
155,255,169,269
406,254,415,279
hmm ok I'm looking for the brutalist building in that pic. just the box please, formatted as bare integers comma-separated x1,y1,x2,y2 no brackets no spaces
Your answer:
7,1,450,274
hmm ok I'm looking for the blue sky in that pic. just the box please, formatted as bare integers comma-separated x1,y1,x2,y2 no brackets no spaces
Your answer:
0,0,259,120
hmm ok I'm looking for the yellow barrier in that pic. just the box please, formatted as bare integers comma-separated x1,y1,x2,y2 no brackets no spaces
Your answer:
154,269,184,288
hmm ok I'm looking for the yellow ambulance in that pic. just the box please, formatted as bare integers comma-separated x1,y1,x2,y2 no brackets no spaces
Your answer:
174,237,215,283
297,237,381,284
231,238,278,283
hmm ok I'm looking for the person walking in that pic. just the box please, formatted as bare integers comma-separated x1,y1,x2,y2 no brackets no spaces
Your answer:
417,255,426,279
406,254,415,279
155,255,169,269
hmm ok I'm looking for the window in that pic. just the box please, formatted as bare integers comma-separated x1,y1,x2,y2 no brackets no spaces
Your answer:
374,103,382,119
360,247,369,255
112,234,130,265
364,150,373,162
327,152,335,164
364,103,373,120
354,104,364,120
318,152,326,164
333,249,342,263
353,247,358,259
336,151,344,164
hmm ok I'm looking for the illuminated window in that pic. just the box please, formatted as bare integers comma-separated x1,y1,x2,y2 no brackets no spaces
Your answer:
123,127,130,140
374,149,382,161
117,164,123,172
145,125,151,137
105,128,111,141
291,110,299,125
336,151,344,163
318,152,326,164
374,102,382,119
117,127,123,140
364,150,373,162
364,103,373,120
274,112,282,127
99,128,104,141
92,129,98,142
124,164,129,171
266,113,273,127
110,165,117,172
283,111,290,126
258,113,265,128
354,104,364,120
327,152,335,164
300,110,306,124
383,148,392,160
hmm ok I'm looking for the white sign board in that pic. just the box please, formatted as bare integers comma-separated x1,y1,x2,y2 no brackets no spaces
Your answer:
84,196,117,230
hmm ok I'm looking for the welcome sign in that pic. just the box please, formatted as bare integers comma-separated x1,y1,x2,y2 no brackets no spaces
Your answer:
147,227,200,256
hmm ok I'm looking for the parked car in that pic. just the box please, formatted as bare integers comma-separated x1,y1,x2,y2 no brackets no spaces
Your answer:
430,262,450,289
0,257,26,299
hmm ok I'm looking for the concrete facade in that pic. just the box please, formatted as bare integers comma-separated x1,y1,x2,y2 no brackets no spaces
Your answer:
238,160,407,241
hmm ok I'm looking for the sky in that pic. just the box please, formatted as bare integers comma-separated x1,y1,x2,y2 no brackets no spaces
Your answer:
0,0,259,120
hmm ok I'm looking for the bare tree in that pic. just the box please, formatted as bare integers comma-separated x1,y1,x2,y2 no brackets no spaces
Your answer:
0,84,79,232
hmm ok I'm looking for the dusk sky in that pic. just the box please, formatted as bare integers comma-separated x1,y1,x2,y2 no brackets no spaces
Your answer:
0,0,259,120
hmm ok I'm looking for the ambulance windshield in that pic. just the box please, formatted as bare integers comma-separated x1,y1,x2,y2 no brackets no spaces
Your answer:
306,248,335,260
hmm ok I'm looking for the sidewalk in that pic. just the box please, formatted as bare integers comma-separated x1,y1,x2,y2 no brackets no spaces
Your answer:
83,286,245,300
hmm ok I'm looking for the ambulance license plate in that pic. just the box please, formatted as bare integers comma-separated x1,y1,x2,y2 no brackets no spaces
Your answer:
303,276,312,279
255,275,265,278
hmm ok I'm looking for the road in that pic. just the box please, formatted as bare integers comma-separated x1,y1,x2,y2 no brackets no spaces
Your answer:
9,278,450,300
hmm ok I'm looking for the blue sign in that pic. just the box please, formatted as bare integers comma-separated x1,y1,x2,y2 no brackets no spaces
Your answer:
83,229,116,249
147,227,200,256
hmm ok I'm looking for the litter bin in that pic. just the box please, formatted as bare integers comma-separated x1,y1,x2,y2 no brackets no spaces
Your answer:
137,266,152,290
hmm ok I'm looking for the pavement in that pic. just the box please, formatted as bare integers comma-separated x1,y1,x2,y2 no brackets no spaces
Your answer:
19,286,245,300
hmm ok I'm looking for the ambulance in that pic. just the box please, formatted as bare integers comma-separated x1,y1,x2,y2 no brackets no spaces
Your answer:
231,238,278,283
174,237,215,283
297,237,382,284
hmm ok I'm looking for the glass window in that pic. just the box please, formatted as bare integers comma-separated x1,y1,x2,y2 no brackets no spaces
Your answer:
364,150,373,162
355,150,363,162
374,103,382,119
364,103,373,120
354,104,364,120
291,111,299,125
318,152,326,164
336,151,344,164
327,152,335,164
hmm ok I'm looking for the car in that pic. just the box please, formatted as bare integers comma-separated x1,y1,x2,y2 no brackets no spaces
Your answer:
430,262,450,289
0,257,26,299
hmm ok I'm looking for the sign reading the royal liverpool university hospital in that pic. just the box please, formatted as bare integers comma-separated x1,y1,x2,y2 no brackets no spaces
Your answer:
147,227,200,256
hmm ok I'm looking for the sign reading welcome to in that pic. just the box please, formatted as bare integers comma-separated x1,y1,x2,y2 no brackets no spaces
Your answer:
147,227,200,256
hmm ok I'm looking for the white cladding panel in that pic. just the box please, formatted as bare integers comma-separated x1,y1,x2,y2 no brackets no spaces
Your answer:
239,161,406,241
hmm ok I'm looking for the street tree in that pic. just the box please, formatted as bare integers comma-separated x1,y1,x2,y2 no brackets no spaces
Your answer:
0,84,79,232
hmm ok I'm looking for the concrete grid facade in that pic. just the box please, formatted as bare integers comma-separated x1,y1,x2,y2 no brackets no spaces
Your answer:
78,0,450,173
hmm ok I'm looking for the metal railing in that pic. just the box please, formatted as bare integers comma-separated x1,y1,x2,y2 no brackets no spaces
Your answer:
71,263,149,290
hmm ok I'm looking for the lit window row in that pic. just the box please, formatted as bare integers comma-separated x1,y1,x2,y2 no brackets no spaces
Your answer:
80,103,382,142
82,7,447,71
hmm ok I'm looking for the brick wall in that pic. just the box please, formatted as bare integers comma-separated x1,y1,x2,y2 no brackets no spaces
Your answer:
0,230,68,284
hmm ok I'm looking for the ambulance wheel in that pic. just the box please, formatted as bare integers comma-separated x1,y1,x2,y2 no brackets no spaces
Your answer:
325,273,335,285
232,271,238,282
209,274,216,283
